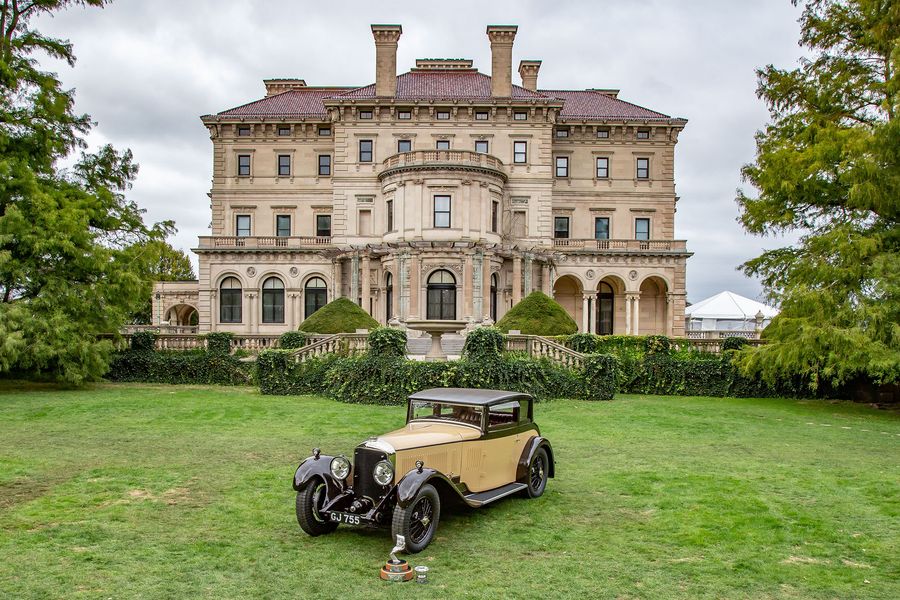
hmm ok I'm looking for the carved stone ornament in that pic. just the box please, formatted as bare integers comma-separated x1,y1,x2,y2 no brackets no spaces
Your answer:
247,267,257,277
586,269,596,280
629,269,638,281
289,267,299,277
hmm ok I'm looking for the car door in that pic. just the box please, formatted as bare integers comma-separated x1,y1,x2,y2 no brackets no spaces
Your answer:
462,401,525,493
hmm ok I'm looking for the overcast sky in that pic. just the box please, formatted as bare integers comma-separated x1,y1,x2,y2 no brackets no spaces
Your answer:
34,0,806,304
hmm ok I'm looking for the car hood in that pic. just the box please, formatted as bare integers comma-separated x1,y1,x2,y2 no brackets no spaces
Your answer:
373,421,480,451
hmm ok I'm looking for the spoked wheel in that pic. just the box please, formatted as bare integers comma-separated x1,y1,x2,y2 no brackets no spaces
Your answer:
391,483,440,553
296,479,338,536
525,447,549,498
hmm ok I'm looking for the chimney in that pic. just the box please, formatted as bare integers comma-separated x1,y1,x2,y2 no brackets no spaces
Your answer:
518,60,541,92
371,24,402,97
486,25,518,97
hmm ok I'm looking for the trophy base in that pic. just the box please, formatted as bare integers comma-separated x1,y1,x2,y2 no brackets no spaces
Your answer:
380,559,415,582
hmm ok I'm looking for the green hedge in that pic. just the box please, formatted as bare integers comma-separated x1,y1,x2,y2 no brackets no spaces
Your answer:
107,348,254,386
279,331,309,350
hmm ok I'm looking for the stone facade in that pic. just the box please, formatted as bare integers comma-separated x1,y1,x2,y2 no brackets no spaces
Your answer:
155,24,690,336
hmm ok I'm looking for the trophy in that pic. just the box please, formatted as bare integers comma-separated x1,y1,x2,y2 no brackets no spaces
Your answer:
379,535,415,582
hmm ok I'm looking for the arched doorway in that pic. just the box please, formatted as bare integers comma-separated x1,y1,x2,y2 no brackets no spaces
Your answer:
596,282,614,335
219,277,242,323
164,304,198,327
426,270,456,320
304,277,328,319
553,275,583,329
490,273,498,322
385,272,393,322
261,276,285,323
639,276,669,335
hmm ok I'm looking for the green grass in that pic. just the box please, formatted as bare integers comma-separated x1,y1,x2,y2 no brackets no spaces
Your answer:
1,383,898,599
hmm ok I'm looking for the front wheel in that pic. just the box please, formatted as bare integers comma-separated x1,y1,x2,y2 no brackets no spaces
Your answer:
391,483,440,553
525,447,549,498
296,479,338,536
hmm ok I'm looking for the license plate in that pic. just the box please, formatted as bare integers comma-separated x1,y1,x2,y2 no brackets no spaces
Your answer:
329,512,362,525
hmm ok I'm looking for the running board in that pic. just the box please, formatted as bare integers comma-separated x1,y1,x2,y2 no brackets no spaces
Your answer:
463,482,528,507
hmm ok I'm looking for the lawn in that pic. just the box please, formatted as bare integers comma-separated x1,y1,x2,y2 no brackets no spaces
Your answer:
0,384,898,599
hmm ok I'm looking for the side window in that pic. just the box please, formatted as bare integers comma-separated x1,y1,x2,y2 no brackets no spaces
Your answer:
488,401,521,429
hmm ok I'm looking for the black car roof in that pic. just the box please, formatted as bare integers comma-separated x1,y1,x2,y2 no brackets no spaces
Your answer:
408,387,533,406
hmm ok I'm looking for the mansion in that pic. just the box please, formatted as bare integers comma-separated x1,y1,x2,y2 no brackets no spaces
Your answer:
152,24,691,337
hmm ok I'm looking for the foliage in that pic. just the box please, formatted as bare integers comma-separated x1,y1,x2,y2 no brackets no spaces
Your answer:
643,335,671,356
722,336,749,351
567,333,597,353
367,327,407,357
296,297,379,334
204,332,234,355
257,350,335,395
736,0,900,390
106,348,252,386
593,335,647,358
0,0,173,384
494,291,578,335
125,240,196,324
130,331,157,352
278,331,308,350
461,326,504,361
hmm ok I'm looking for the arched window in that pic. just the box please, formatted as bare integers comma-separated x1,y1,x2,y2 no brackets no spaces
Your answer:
426,270,456,320
490,273,498,322
220,277,242,323
385,272,393,322
597,281,614,335
304,277,328,319
261,277,285,323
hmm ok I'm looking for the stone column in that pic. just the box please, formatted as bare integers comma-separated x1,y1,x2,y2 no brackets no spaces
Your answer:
361,255,371,313
523,254,533,296
541,263,551,295
462,180,472,239
633,295,641,335
248,291,258,334
625,293,632,335
482,254,493,321
332,258,343,300
473,251,484,320
409,252,420,318
512,255,522,305
463,253,474,319
288,292,297,329
581,294,590,333
665,292,674,337
398,253,409,320
350,253,360,304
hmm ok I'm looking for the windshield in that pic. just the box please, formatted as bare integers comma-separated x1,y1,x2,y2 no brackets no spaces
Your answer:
409,401,484,427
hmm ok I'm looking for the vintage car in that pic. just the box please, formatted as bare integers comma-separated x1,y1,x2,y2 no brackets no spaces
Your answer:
292,387,555,553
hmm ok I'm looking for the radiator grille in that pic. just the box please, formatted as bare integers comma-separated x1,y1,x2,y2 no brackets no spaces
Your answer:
353,447,388,500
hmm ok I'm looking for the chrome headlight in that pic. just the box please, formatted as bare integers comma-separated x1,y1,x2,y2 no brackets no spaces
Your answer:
373,460,394,486
330,456,350,480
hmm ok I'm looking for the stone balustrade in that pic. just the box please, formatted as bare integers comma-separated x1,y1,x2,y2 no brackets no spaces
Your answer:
552,239,688,252
197,236,332,249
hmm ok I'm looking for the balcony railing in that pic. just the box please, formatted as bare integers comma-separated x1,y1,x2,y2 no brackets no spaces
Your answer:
552,239,688,252
380,150,506,180
197,236,332,249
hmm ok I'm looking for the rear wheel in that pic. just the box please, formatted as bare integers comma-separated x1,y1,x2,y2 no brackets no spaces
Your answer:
525,448,549,498
391,484,440,553
296,479,337,536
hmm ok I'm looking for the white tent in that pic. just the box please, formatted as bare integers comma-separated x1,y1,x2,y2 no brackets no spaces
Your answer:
685,291,779,334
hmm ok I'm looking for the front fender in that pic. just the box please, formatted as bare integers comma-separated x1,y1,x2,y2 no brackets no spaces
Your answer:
292,454,345,497
396,468,461,508
517,436,555,482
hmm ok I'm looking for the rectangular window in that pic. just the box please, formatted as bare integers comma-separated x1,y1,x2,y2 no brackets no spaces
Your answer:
236,215,251,237
237,126,251,136
433,195,451,228
513,111,527,121
512,210,526,237
277,126,291,136
635,218,650,240
318,127,331,136
358,209,372,236
436,140,450,150
597,128,610,139
594,217,610,240
555,156,569,178
278,154,291,176
318,155,331,176
276,215,291,237
398,139,412,153
491,201,499,233
316,214,332,238
596,157,609,179
554,216,570,239
555,128,569,138
398,110,411,120
237,154,251,176
359,110,373,119
359,140,373,163
386,199,394,232
636,157,650,179
475,111,489,120
637,129,650,140
436,111,450,120
513,141,527,164
475,140,489,154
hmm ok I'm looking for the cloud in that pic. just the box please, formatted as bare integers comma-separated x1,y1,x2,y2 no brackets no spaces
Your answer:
34,0,805,303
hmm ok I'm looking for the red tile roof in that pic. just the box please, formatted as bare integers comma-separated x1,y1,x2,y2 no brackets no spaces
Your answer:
207,74,677,122
542,89,671,121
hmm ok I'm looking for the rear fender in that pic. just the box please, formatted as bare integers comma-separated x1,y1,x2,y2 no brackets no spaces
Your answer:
517,437,555,481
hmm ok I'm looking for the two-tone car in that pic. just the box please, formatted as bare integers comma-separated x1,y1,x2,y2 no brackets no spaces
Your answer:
292,387,555,553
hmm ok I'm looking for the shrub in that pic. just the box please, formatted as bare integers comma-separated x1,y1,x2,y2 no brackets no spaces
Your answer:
369,327,407,358
567,333,598,353
279,331,308,350
297,297,379,334
581,354,619,400
722,336,749,351
593,335,646,358
644,335,671,356
495,291,578,335
130,331,157,352
257,350,335,395
462,327,504,362
205,332,234,355
107,348,253,386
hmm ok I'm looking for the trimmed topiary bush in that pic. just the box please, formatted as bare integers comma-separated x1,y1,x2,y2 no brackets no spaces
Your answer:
205,332,234,355
297,297,379,334
369,327,407,357
495,291,578,336
462,327,504,362
722,336,749,351
279,331,308,350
